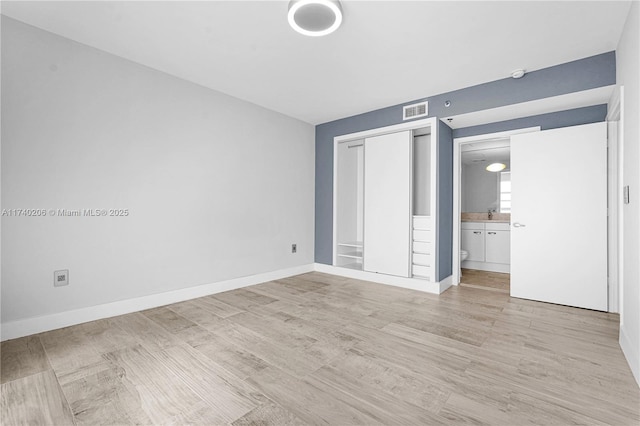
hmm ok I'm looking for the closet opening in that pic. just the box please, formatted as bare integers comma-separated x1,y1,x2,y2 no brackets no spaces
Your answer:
332,117,441,289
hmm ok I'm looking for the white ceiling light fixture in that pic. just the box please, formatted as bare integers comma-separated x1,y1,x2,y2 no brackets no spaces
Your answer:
288,0,343,37
486,162,507,172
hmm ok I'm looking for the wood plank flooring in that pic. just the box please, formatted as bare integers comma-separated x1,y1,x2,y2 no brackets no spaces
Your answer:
460,268,510,293
2,272,638,425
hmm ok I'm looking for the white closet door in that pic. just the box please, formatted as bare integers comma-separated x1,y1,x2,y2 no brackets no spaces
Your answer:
510,122,607,311
364,131,411,277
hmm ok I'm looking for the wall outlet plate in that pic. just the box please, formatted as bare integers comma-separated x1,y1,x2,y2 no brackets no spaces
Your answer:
54,269,69,287
291,244,297,253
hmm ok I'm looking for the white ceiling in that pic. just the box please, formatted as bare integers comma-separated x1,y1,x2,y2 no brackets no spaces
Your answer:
1,1,632,125
461,143,510,165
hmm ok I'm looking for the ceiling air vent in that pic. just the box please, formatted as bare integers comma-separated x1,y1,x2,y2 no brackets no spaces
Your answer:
403,101,428,120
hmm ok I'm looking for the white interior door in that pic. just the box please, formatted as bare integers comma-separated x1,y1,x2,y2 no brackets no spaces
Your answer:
364,131,411,277
510,122,608,311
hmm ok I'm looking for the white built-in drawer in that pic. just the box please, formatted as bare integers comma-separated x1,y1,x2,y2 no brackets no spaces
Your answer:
461,222,484,230
412,264,431,278
413,229,432,242
485,222,510,231
413,241,431,254
413,216,431,230
412,253,431,266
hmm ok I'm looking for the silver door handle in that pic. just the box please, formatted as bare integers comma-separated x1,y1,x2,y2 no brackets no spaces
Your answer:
473,231,482,235
513,222,526,228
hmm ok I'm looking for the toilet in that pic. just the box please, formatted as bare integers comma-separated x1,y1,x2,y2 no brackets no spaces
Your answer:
460,250,469,278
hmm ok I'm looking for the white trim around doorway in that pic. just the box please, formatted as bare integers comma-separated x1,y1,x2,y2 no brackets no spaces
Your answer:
606,86,623,314
452,127,540,286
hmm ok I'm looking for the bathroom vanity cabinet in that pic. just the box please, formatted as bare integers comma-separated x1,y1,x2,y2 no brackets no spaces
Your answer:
461,221,510,273
485,223,510,264
461,224,485,262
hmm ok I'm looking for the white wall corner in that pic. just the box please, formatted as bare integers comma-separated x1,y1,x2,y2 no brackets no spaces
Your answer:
620,326,640,387
0,264,315,342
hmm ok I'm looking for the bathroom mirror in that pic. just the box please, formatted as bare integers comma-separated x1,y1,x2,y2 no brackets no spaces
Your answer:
461,141,510,214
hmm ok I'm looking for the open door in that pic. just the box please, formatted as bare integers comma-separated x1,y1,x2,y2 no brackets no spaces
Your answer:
510,122,608,311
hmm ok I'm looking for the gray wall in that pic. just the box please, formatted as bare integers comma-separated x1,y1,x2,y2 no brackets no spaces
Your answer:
315,52,616,278
462,163,505,213
1,17,315,324
453,104,607,139
436,121,453,280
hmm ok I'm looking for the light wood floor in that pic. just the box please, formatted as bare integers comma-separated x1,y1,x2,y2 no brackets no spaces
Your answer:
2,272,638,425
460,269,510,293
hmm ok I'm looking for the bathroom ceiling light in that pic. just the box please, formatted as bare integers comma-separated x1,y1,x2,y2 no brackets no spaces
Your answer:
486,163,507,172
288,0,343,37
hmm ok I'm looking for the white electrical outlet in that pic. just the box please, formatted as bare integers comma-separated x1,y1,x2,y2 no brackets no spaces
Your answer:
54,270,69,287
291,244,297,253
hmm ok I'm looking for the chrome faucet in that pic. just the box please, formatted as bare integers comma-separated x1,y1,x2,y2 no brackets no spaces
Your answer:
488,208,494,220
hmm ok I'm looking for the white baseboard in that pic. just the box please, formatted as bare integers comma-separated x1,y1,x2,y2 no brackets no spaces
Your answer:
314,263,452,294
0,263,315,342
438,274,454,293
620,325,640,387
461,260,510,273
1,262,454,342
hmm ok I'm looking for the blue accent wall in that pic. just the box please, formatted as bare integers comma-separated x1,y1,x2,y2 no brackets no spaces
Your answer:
452,104,608,139
314,52,615,271
426,52,615,119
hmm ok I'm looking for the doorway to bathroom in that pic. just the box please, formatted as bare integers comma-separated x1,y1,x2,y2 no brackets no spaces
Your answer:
452,127,540,291
453,123,610,312
459,137,512,293
459,269,510,293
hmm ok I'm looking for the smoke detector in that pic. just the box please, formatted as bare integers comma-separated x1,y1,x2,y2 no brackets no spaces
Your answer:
511,69,526,79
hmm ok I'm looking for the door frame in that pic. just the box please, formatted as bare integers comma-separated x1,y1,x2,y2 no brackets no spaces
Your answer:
452,127,540,286
332,117,438,270
607,86,624,313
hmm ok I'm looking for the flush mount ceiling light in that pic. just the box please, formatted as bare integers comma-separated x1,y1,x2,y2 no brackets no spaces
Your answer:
486,162,507,172
288,0,343,37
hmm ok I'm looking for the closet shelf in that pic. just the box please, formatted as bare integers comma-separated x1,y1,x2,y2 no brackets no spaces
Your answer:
337,241,364,248
337,252,363,260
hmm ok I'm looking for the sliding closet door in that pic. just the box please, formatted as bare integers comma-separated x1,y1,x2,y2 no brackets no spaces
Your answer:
364,131,411,277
